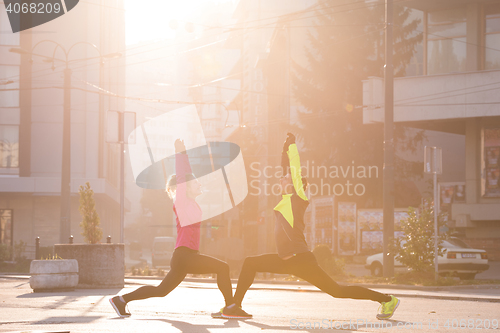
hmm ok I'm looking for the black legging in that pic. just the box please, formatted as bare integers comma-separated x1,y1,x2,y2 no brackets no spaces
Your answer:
234,252,391,307
123,246,235,306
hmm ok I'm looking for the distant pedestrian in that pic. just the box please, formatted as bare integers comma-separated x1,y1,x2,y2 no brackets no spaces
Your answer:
229,133,399,320
110,139,249,319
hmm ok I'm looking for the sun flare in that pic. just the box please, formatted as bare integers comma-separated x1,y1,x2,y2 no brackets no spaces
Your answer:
125,0,234,45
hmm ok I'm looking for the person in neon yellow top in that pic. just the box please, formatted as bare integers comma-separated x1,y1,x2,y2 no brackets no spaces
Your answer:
273,133,310,259
232,133,400,320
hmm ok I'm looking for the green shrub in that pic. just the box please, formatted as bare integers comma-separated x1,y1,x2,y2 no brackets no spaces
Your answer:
392,200,446,273
42,254,63,260
13,240,26,262
393,270,458,286
38,246,53,260
78,182,103,244
0,244,12,261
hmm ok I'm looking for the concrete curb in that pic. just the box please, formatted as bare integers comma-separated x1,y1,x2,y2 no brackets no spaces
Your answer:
387,294,500,303
124,275,500,291
124,277,500,303
3,273,500,290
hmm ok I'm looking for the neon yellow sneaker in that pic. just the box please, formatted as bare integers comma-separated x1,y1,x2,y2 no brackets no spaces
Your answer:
376,295,400,320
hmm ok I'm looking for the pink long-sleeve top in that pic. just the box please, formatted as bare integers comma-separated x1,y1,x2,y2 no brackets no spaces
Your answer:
173,152,202,250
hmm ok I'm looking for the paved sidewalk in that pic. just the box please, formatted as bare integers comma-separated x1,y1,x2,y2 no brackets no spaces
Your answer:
126,278,500,303
2,276,500,333
3,274,500,303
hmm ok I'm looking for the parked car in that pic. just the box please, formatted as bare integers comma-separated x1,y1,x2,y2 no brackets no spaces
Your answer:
152,237,175,268
365,238,489,280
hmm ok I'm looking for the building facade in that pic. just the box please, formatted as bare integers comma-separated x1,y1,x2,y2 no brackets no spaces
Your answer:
0,0,126,256
363,0,500,258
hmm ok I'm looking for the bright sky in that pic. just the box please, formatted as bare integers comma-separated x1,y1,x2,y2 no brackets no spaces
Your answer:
125,0,236,45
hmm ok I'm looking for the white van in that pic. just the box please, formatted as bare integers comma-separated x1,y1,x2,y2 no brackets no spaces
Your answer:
152,237,175,268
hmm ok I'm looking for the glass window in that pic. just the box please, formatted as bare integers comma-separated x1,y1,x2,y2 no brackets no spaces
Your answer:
445,238,471,249
485,4,500,70
481,128,500,198
428,38,466,74
0,66,20,107
0,9,19,46
427,8,467,74
0,125,19,168
0,210,13,247
405,9,424,77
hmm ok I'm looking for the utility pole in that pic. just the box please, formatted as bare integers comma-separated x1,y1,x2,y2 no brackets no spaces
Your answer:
119,112,125,244
10,43,121,244
60,67,72,243
383,0,395,277
424,146,442,281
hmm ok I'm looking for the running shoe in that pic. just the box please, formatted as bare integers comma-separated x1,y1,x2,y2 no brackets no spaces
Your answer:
211,307,224,318
222,305,253,319
109,296,131,318
376,295,400,320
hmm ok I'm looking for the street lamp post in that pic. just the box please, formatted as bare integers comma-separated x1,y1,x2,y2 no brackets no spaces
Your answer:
424,146,443,281
383,0,395,278
107,110,135,244
119,112,125,244
10,42,120,243
60,66,72,243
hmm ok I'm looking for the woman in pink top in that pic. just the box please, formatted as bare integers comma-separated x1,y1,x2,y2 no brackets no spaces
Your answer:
110,139,249,318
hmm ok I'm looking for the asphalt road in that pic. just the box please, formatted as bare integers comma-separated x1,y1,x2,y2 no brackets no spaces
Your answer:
127,252,500,281
1,277,500,333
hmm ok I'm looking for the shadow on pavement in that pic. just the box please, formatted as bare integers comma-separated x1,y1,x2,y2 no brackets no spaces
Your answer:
243,320,354,332
17,292,115,311
16,289,122,298
32,316,103,324
243,318,417,332
137,318,242,332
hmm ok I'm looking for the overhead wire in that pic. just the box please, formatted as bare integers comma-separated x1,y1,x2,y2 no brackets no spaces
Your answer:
2,0,499,86
2,0,500,127
10,0,405,81
0,0,461,87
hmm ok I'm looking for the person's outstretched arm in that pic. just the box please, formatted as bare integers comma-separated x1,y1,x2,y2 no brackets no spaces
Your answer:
281,143,289,177
174,139,199,225
283,133,308,201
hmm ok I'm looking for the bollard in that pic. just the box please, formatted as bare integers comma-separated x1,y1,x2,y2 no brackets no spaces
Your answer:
35,237,40,260
69,235,73,244
107,235,111,244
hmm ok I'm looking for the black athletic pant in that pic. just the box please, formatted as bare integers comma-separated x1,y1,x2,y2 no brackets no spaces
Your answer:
123,246,235,306
234,251,391,307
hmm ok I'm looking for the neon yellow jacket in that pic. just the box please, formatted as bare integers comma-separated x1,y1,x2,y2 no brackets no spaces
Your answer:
273,143,309,258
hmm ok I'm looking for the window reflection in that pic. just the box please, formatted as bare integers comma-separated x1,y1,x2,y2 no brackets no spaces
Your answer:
427,8,466,75
405,9,424,77
0,64,20,173
0,10,19,46
428,38,466,74
485,4,500,70
0,126,19,168
0,210,12,249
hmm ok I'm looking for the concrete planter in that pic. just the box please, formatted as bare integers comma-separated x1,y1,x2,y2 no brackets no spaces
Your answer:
29,259,79,292
54,244,124,288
